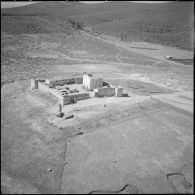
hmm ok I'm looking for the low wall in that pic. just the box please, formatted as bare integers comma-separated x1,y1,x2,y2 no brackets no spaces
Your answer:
49,77,83,87
94,87,115,97
60,93,89,106
61,96,70,106
38,81,89,106
45,75,84,87
75,77,83,84
49,78,75,87
71,93,90,101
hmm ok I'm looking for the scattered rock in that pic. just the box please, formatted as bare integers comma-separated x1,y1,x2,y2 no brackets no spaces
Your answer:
47,168,53,172
65,114,74,119
77,131,84,135
73,131,84,136
56,112,64,118
122,93,129,97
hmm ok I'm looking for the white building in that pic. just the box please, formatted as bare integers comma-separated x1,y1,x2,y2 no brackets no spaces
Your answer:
115,86,123,97
83,74,103,90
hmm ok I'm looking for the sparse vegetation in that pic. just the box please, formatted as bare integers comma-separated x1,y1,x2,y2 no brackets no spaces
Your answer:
1,2,193,194
68,18,84,30
1,1,193,50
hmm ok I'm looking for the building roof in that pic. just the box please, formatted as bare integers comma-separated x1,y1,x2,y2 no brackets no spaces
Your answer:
46,76,80,82
83,73,93,77
89,77,103,80
84,73,103,80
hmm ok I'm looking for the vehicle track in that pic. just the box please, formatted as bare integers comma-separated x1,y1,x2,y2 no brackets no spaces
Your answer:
88,184,141,194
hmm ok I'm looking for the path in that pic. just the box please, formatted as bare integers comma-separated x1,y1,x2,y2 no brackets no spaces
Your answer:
81,30,193,66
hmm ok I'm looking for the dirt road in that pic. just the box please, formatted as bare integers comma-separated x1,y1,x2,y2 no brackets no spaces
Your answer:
81,30,193,65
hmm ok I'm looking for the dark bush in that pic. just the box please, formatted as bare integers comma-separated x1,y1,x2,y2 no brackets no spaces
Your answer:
68,18,83,30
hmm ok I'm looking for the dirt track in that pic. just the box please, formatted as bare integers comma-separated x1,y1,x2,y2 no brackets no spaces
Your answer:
82,30,193,64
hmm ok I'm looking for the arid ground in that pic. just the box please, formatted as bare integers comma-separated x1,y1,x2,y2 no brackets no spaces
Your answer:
1,29,193,194
1,2,194,194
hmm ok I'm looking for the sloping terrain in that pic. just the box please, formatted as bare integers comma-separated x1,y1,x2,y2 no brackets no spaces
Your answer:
1,81,73,194
1,80,193,194
1,1,194,50
1,31,193,91
1,1,194,194
61,98,193,194
1,15,73,35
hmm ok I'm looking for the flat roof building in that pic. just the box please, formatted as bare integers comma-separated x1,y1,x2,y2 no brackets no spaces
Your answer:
83,74,103,90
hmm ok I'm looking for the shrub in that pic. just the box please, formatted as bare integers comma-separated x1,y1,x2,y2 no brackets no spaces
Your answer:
68,18,83,30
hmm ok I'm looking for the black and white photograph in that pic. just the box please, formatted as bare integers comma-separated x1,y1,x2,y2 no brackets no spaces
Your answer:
1,0,194,194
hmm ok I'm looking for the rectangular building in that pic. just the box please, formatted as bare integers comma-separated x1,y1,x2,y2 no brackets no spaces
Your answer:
30,79,38,90
115,86,123,97
83,74,103,90
94,87,115,97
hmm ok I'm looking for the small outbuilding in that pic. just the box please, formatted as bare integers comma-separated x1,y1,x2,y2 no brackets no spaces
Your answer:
115,86,123,97
30,79,38,90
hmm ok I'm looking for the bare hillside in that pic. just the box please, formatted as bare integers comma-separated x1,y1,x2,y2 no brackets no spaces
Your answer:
1,1,194,50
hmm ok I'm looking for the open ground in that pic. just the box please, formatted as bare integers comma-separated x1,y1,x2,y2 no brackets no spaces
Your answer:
1,2,194,194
